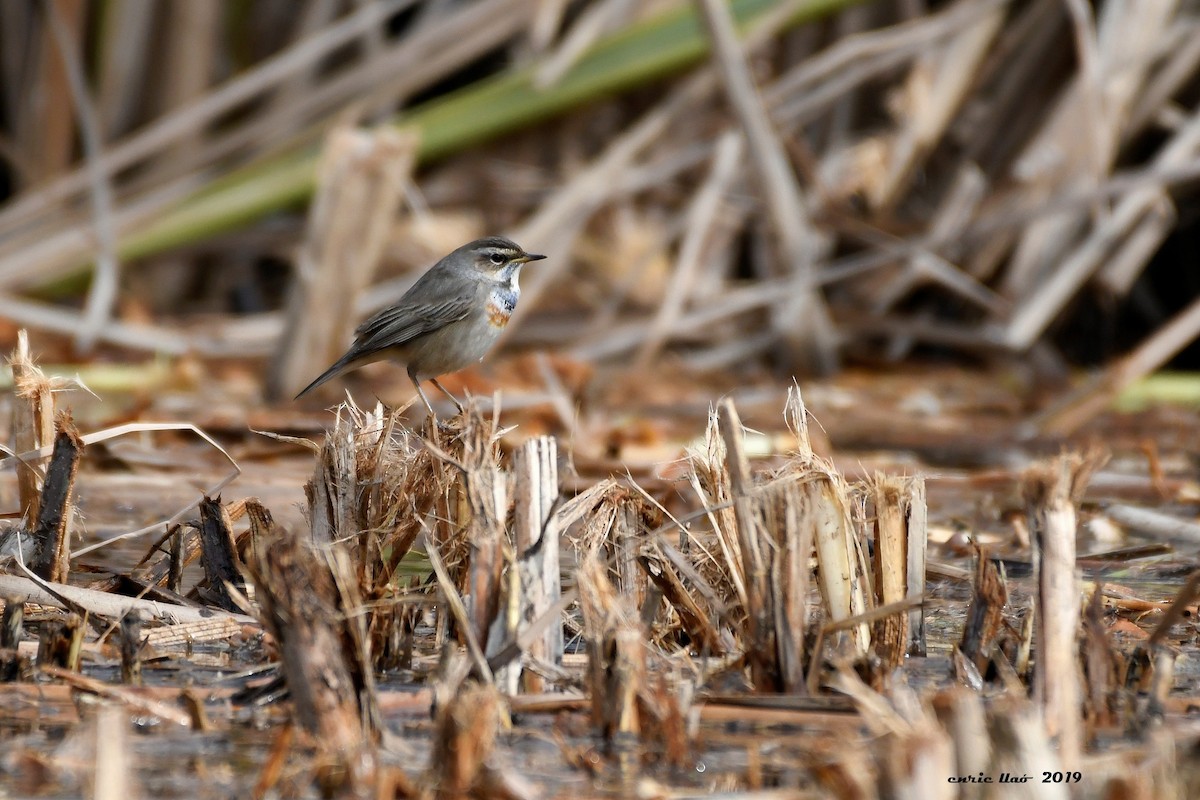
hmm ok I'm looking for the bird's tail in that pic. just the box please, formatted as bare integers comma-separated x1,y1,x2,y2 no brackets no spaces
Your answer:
294,354,355,399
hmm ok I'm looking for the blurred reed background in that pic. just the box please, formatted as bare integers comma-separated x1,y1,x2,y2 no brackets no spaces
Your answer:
0,0,1197,406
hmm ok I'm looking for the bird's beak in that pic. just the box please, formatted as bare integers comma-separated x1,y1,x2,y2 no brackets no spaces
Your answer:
520,252,547,263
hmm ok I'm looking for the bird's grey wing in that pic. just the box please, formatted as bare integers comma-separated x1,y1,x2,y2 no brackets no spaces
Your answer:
352,292,474,351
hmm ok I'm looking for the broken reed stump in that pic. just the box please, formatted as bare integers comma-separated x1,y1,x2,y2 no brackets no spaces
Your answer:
252,529,376,788
360,406,566,693
9,330,55,526
931,689,990,793
454,414,508,661
637,538,728,655
1022,450,1104,768
959,547,1008,676
1126,568,1200,727
1081,585,1121,733
500,436,563,694
119,610,144,686
1,594,25,681
777,395,872,662
93,704,132,800
167,524,185,594
37,612,83,671
680,391,908,692
870,474,928,667
579,552,645,741
30,412,83,583
709,399,816,692
427,680,504,799
305,400,468,674
576,549,690,763
196,496,246,613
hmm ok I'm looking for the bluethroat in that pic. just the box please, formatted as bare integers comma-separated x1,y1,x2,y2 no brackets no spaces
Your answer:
296,236,546,415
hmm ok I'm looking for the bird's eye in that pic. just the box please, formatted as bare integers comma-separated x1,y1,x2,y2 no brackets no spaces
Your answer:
489,252,506,265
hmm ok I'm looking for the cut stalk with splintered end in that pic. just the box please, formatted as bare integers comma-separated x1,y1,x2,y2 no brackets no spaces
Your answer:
985,700,1071,799
872,475,911,668
9,330,55,526
251,532,376,788
31,412,83,584
502,436,562,695
689,395,819,691
428,681,503,796
959,546,1008,676
785,389,871,662
931,689,990,787
1022,450,1105,768
578,552,644,738
904,476,928,656
809,469,870,657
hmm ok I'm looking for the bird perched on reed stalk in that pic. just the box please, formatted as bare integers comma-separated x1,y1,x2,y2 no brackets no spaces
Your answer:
296,236,545,415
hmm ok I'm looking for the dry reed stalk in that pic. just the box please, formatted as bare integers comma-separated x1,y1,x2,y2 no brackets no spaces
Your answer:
117,610,143,687
578,551,645,740
427,680,504,800
865,1,1005,214
759,474,812,693
571,482,659,605
0,595,24,682
904,476,928,655
196,497,245,613
614,499,650,611
92,704,132,800
983,700,1070,800
869,474,924,668
638,540,727,656
1022,450,1105,768
9,330,56,526
37,612,83,671
931,689,990,800
779,398,871,671
270,126,416,399
635,130,744,368
125,523,198,594
159,0,220,162
716,399,773,688
24,0,81,185
959,546,1007,675
45,0,120,356
31,412,82,583
688,413,748,612
797,445,869,661
0,573,254,626
506,436,563,693
876,693,955,800
251,529,376,789
166,525,184,594
450,411,509,658
1080,586,1119,734
1000,0,1180,308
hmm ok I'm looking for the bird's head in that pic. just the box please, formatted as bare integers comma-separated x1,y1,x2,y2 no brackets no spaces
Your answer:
465,237,546,280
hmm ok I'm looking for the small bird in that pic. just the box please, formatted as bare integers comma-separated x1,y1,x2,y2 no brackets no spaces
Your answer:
296,236,545,415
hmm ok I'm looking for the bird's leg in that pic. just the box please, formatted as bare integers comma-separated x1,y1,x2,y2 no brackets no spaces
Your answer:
408,368,438,418
430,377,464,413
